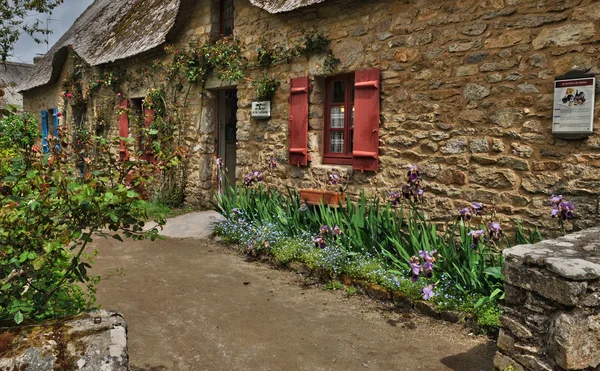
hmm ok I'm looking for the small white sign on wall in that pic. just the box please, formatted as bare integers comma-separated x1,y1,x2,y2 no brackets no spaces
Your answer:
251,101,271,120
552,74,596,139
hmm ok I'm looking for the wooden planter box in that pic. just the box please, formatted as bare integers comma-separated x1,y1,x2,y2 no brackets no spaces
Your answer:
299,189,346,207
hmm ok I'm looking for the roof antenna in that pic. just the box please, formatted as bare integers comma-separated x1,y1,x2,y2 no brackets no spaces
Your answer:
46,17,59,52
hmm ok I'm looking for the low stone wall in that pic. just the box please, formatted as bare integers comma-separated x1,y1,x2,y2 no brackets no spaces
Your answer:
0,310,128,370
495,227,600,371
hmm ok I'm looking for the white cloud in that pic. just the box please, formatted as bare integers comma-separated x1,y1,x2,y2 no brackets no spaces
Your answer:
9,0,94,64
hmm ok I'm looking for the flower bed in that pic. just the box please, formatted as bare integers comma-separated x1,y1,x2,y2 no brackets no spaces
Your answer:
213,163,572,334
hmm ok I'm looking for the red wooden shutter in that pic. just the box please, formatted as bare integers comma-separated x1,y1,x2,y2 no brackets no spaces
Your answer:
119,99,129,161
353,69,380,172
141,108,155,163
289,76,310,166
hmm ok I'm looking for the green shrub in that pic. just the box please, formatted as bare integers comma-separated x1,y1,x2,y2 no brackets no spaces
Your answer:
0,114,184,324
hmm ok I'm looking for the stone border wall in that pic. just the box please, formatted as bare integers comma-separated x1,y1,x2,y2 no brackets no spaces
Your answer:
0,310,128,370
496,227,600,371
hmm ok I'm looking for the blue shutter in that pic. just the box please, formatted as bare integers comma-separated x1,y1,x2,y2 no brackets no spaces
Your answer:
41,110,49,153
52,108,60,150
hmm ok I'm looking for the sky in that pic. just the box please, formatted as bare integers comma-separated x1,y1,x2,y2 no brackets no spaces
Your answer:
10,0,94,64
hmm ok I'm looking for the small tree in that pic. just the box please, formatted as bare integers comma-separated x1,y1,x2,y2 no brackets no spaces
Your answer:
1,0,65,61
0,112,183,324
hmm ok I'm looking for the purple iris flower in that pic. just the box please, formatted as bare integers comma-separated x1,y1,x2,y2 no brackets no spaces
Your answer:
551,208,559,217
550,194,563,206
423,261,433,270
458,207,472,221
472,202,484,215
489,222,503,242
388,191,401,205
269,156,277,168
231,208,239,214
320,225,329,235
409,256,421,281
332,226,343,236
468,229,485,249
421,284,435,300
559,200,575,220
407,164,420,183
216,157,222,167
402,185,412,199
313,236,327,249
329,173,340,185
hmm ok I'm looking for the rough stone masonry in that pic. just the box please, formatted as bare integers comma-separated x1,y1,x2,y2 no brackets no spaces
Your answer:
21,0,600,235
496,227,600,371
0,310,128,370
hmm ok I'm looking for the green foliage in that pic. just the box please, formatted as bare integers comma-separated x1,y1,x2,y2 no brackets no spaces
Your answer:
252,73,281,101
345,286,357,296
501,364,517,371
136,201,171,222
299,34,331,56
0,0,64,62
0,112,40,151
324,280,343,291
271,238,305,265
475,301,501,333
0,113,185,325
212,183,544,330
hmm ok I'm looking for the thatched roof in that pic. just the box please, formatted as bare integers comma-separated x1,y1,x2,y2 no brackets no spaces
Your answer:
19,0,328,92
19,0,182,92
1,62,34,107
249,0,327,13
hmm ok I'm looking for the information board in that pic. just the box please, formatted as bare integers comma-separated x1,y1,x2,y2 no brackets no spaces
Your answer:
552,76,596,138
251,101,271,120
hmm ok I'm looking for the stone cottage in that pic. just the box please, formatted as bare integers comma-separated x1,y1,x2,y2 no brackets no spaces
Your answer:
18,0,600,233
1,62,33,110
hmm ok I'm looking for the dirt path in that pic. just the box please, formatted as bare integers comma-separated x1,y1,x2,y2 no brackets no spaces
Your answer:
91,232,495,371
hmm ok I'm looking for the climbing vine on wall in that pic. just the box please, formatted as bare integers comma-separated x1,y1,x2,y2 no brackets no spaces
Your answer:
59,34,339,206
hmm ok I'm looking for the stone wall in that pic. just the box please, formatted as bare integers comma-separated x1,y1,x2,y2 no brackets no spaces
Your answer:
0,310,128,370
233,0,600,235
496,228,600,371
21,0,600,233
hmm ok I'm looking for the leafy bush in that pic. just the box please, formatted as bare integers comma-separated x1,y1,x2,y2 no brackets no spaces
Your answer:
0,113,184,324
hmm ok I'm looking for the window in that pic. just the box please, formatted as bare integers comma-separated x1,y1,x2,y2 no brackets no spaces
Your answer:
288,69,380,172
220,0,234,37
41,108,60,153
127,98,155,163
324,74,354,165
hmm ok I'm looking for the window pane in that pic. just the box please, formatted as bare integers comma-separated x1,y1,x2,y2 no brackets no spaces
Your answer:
330,106,344,128
351,78,355,102
350,131,354,154
224,0,234,17
351,106,354,128
330,131,344,153
332,81,345,103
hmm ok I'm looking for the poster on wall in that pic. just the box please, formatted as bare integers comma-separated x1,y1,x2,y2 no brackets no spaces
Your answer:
552,75,596,138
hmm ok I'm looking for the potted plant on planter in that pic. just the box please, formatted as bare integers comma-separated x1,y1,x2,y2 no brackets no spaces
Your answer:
299,172,348,207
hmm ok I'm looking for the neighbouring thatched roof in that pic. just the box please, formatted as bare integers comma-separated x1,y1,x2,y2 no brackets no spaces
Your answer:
1,62,34,107
249,0,327,13
19,0,182,92
0,62,34,89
